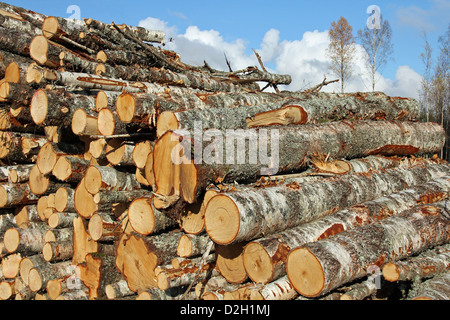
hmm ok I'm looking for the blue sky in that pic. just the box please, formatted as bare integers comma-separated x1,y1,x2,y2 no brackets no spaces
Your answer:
10,0,450,98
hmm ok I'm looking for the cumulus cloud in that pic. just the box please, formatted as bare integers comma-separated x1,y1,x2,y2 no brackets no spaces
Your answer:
138,17,422,99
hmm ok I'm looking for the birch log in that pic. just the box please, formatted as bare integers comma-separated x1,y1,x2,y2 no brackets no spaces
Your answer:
286,200,450,298
205,162,450,245
156,92,420,137
243,174,450,284
153,121,445,207
409,271,450,300
382,243,450,282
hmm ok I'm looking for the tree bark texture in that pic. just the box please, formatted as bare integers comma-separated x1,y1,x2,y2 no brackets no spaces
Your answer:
286,200,450,298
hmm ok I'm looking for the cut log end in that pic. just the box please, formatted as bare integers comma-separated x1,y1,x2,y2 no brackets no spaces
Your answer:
129,198,155,236
28,268,43,292
382,263,401,282
0,185,8,208
204,195,240,245
95,91,109,111
153,131,198,207
87,213,104,241
286,247,325,298
97,108,116,136
72,109,99,136
37,142,59,175
30,89,48,125
156,112,179,138
29,165,50,196
42,242,54,262
116,93,136,123
177,235,193,258
30,35,49,66
242,242,273,284
3,228,20,253
53,156,71,181
42,16,59,39
84,166,102,195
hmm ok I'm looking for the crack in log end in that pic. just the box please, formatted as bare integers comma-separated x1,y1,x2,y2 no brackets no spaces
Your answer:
420,205,441,216
416,192,448,205
367,145,420,157
316,223,346,241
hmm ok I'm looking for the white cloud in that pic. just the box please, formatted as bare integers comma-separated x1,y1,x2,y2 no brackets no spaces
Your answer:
138,17,423,99
396,0,450,33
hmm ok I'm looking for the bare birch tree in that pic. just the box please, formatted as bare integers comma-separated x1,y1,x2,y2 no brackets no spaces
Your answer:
327,17,356,93
420,32,433,122
357,16,394,92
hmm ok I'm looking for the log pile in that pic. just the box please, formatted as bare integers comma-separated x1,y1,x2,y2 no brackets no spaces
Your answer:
0,2,450,301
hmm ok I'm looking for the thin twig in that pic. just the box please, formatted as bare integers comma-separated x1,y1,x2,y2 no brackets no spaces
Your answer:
252,48,280,93
179,240,215,300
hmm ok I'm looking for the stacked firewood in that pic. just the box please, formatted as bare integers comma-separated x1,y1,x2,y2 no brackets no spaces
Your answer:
1,2,450,301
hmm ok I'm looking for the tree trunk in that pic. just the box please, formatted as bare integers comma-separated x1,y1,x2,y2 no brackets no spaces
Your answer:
248,276,298,300
3,227,48,255
286,200,450,298
205,162,450,245
30,88,96,127
104,279,134,300
83,165,141,195
0,182,39,208
156,91,420,138
409,271,450,300
382,243,450,282
243,173,450,284
0,132,48,164
154,121,446,207
28,260,74,292
177,233,214,258
42,240,74,262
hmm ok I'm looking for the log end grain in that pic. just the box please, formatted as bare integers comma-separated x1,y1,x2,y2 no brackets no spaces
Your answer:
116,93,135,123
29,35,50,69
286,247,325,298
128,198,155,236
30,89,48,125
97,108,116,136
382,263,401,282
36,142,58,175
87,213,103,241
84,166,102,195
29,164,50,196
204,195,240,245
215,243,248,284
3,228,20,253
133,140,152,169
156,111,179,138
41,16,59,39
242,242,273,284
176,234,193,258
0,185,8,208
72,108,99,136
28,268,43,292
53,156,71,181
